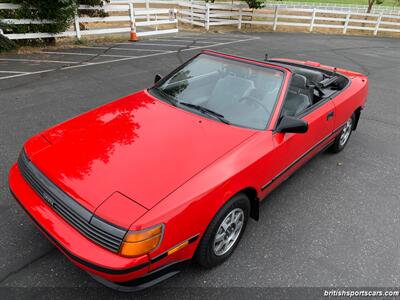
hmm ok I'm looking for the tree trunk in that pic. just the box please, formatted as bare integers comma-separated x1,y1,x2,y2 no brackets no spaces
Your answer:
367,1,374,13
364,0,375,27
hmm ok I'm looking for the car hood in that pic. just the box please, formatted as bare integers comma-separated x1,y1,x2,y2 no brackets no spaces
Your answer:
28,90,255,212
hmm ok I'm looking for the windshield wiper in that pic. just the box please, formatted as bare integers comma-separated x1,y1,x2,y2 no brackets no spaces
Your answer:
151,87,177,106
179,102,230,125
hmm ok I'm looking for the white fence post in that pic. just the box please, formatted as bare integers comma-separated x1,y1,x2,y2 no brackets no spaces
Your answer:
343,12,351,34
190,0,194,25
374,12,383,36
129,2,136,31
273,6,279,31
146,0,150,22
155,13,158,31
309,8,316,32
205,3,210,31
74,14,81,40
238,5,242,30
128,2,137,41
173,8,179,31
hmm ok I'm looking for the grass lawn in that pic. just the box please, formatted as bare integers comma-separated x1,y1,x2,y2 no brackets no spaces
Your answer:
272,0,400,7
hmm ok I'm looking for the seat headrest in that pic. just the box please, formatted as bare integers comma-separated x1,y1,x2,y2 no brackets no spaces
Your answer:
291,74,308,89
297,69,324,83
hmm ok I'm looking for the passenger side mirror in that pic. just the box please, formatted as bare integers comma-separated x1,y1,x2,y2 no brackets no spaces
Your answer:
276,116,308,133
154,74,162,84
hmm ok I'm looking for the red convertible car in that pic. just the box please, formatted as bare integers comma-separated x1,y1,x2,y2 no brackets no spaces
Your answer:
9,50,368,291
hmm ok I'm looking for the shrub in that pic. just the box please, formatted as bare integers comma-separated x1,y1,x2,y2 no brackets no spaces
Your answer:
80,0,109,18
244,0,264,9
0,33,18,52
10,0,78,33
1,0,108,35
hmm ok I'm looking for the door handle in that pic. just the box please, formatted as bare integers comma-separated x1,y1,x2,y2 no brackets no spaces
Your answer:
327,111,334,120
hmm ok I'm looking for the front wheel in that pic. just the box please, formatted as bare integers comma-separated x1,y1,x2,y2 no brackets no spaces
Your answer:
330,114,355,153
195,193,250,268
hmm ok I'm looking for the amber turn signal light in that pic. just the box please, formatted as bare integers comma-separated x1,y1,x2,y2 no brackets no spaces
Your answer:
167,240,189,256
119,224,163,257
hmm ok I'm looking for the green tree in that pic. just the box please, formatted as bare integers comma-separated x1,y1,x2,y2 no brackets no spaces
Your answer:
244,0,264,9
2,0,107,35
0,33,17,52
367,0,384,13
0,0,108,49
15,0,77,33
205,0,263,9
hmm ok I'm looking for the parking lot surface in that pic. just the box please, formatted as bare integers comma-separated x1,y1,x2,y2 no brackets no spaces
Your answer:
0,32,399,298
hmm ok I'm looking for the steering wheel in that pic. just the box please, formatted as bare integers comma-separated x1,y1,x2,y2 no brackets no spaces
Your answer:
239,95,271,116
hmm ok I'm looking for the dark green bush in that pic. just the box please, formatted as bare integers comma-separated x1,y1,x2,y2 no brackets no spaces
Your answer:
0,0,108,35
0,0,110,50
80,0,109,18
0,33,18,52
80,0,106,5
244,0,264,9
10,0,77,33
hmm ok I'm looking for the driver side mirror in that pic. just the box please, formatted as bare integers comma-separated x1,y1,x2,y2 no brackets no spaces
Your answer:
276,116,308,133
154,74,162,84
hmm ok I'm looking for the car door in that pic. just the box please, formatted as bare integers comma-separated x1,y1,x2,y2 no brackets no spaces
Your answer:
260,97,336,196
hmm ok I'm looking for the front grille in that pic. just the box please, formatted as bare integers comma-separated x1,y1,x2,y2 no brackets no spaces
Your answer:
18,150,126,253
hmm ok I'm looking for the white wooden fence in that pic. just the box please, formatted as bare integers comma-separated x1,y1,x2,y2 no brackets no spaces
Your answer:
2,1,400,40
178,2,400,35
263,1,400,15
0,1,178,40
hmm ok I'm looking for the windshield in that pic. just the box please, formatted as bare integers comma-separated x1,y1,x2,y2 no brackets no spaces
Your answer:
151,54,284,130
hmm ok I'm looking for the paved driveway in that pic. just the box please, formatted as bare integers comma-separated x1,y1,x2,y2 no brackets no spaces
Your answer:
0,32,399,299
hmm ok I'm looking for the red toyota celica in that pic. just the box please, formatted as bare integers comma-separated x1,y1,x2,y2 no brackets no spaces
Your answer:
9,50,368,291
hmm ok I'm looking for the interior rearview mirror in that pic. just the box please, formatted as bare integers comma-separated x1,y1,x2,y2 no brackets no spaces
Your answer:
276,116,308,133
154,74,162,84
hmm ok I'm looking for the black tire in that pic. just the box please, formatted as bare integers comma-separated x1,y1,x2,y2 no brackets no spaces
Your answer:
195,193,250,268
329,113,355,153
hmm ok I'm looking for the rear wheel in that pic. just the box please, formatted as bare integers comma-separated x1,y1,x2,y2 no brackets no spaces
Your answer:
330,114,355,153
195,193,250,268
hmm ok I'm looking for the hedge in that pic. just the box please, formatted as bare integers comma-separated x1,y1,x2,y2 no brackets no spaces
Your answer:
0,0,108,36
0,33,17,52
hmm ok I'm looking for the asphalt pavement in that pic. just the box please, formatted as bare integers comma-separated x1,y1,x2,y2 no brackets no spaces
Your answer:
0,31,399,299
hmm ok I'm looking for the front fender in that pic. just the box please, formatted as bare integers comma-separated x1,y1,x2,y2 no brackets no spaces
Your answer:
133,131,273,269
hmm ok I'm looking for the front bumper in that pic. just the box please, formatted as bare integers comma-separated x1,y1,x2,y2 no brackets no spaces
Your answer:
9,164,151,283
89,260,190,292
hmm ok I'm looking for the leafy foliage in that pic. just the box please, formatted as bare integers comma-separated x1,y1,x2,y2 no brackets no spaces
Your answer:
243,0,264,9
204,0,263,9
1,0,108,36
0,33,18,52
79,0,109,18
80,0,105,5
11,0,77,33
367,0,384,12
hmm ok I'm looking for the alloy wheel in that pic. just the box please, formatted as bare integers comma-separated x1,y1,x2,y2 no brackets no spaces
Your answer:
339,117,353,147
212,208,244,256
